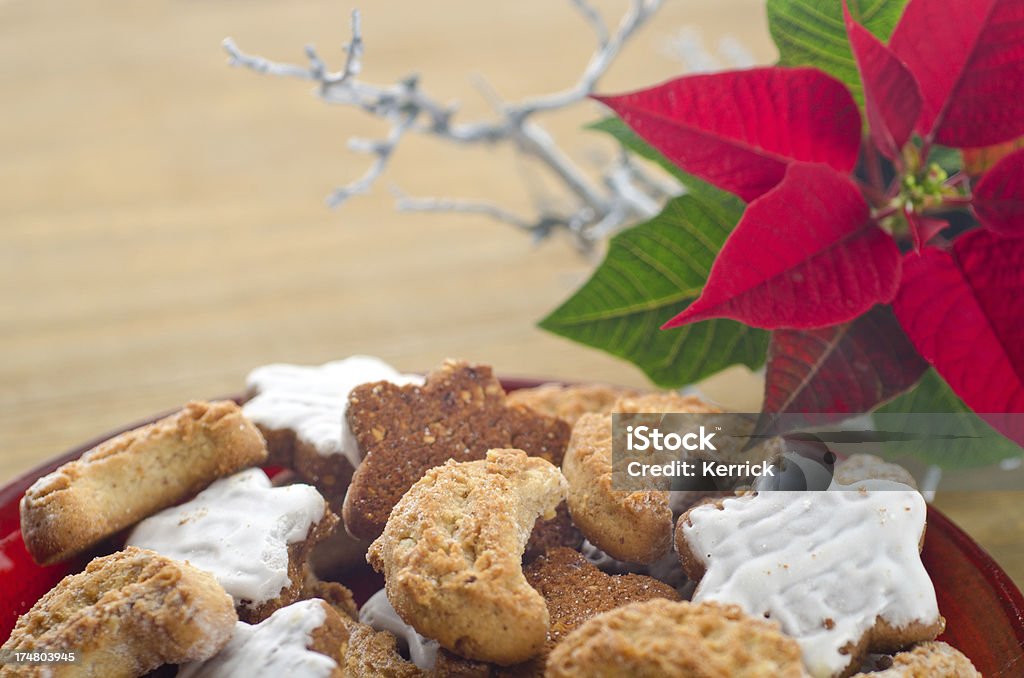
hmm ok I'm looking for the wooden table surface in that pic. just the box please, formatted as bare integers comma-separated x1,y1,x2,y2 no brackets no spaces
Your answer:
2,0,1020,588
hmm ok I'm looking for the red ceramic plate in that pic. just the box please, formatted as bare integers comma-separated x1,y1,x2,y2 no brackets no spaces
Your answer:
3,380,1024,676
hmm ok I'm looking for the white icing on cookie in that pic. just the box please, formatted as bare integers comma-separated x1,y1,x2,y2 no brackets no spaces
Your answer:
682,481,939,678
177,599,336,678
359,589,439,670
127,468,326,607
243,355,423,467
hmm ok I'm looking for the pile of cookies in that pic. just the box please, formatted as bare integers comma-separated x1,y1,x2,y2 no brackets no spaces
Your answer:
1,356,982,677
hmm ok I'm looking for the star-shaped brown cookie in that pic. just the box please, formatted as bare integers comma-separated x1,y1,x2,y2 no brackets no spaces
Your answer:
342,360,570,539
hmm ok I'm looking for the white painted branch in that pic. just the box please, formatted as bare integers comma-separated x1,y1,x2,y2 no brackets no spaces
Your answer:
224,1,677,248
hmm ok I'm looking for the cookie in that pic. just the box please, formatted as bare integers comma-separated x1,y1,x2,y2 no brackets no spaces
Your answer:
852,642,980,677
545,599,805,678
367,449,567,666
176,598,347,678
342,622,426,678
303,575,359,623
580,540,690,595
343,360,570,539
528,547,680,660
833,454,918,490
127,468,337,623
611,391,722,416
243,356,422,501
506,383,641,425
676,481,943,677
562,413,672,563
359,589,440,671
20,400,267,565
434,546,682,677
0,547,236,678
561,391,726,564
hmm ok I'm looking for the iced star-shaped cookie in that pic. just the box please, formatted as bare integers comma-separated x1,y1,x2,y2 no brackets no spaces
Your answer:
675,481,943,678
243,356,423,499
128,468,337,623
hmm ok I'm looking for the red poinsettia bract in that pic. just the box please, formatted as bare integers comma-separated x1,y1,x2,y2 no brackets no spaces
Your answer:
597,0,1024,440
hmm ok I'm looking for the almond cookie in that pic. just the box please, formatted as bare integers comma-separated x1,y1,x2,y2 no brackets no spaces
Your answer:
342,622,427,678
506,383,641,425
545,599,806,678
562,413,671,563
611,391,722,416
243,356,423,501
853,642,980,677
367,449,567,666
20,400,267,565
0,546,236,678
833,454,918,490
343,360,570,539
127,468,336,623
177,598,347,678
676,481,944,678
561,394,723,564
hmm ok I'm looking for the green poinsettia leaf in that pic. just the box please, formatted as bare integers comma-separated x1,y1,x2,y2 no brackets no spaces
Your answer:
873,369,1023,469
767,0,908,108
539,188,768,388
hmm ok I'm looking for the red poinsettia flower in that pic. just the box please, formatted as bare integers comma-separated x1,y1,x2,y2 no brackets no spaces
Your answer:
597,0,1024,443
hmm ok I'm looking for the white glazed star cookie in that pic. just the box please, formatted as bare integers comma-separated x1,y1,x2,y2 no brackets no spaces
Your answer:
243,356,423,501
676,481,943,678
127,468,336,622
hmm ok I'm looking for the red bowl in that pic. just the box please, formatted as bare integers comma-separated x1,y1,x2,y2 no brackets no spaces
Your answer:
3,379,1024,675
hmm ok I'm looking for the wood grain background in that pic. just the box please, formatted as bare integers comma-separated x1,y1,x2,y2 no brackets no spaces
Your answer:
1,0,1019,585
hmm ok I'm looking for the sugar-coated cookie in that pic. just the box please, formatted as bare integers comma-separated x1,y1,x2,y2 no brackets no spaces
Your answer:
0,547,236,678
243,356,422,501
852,642,980,677
20,400,267,565
525,547,679,666
562,413,672,564
177,598,347,678
579,539,691,596
506,383,641,425
344,360,570,539
676,482,943,677
342,622,427,677
367,449,567,666
545,599,806,678
127,468,336,623
833,454,918,490
561,393,723,564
